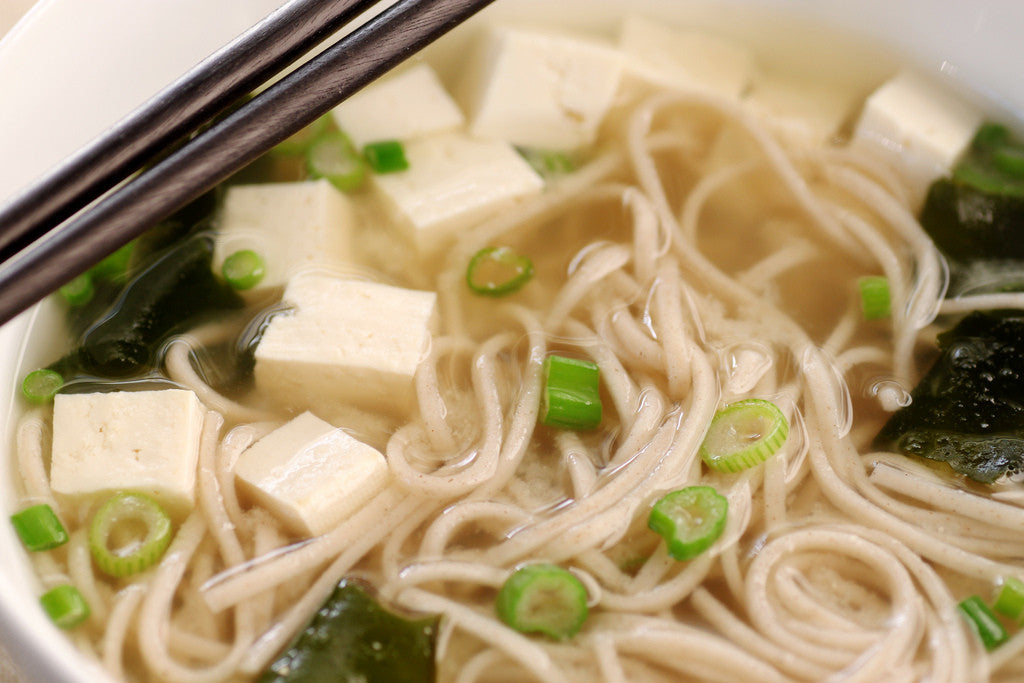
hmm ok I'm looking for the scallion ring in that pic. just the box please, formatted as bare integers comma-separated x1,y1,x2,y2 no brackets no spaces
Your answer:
21,368,63,404
496,564,588,640
11,503,68,551
700,398,789,472
993,576,1024,621
857,275,891,320
541,355,601,430
222,249,266,290
58,273,94,307
89,492,172,578
363,140,409,174
994,146,1024,178
648,486,728,561
40,584,90,629
466,246,535,297
959,595,1008,651
972,123,1011,152
90,241,135,283
306,130,366,191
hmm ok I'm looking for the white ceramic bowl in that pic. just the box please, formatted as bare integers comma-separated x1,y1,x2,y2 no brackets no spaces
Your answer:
0,0,1022,680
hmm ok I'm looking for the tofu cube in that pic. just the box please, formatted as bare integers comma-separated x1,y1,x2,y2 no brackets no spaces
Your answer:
372,131,542,251
744,72,857,142
331,63,465,148
853,70,982,200
234,412,389,537
463,27,623,150
254,272,437,414
50,389,205,518
213,180,356,293
618,16,753,101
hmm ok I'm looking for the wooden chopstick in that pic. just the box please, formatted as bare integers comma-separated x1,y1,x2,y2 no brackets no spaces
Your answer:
0,0,381,262
0,0,496,328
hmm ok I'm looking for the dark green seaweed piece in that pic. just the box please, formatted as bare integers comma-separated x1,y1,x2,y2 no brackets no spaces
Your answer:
919,180,1024,296
893,432,1024,484
952,123,1024,198
180,304,289,397
53,233,242,379
260,580,439,683
62,191,219,340
875,310,1024,482
62,277,125,340
919,180,1024,263
919,123,1024,296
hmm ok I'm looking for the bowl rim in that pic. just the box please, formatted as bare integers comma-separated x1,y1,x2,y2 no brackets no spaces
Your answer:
1,0,1023,680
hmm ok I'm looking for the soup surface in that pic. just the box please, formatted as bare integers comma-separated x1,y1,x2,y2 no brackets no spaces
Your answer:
8,4,1024,682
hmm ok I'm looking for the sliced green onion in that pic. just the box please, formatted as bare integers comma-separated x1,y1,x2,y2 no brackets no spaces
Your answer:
40,584,90,629
858,275,891,320
993,147,1024,178
89,492,172,578
273,113,332,156
58,272,94,306
958,595,1008,651
90,241,134,283
952,163,1018,196
954,123,1024,197
700,398,789,473
11,504,68,551
541,355,601,431
993,577,1024,621
306,131,367,191
466,246,535,297
517,147,576,178
222,249,266,290
21,368,63,404
363,140,409,174
648,486,728,561
971,123,1011,153
496,564,588,640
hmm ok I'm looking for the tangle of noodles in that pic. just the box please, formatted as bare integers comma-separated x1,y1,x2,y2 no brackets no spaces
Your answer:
10,12,1024,683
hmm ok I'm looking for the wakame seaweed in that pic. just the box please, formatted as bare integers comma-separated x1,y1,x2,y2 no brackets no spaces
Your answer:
920,180,1024,263
952,122,1024,199
260,580,439,683
919,179,1024,295
51,232,243,380
921,124,1024,296
875,310,1024,483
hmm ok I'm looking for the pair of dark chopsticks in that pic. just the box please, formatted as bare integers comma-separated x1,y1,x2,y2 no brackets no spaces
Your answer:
0,0,497,328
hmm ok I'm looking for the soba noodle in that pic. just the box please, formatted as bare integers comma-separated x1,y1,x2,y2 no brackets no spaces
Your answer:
11,11,1024,683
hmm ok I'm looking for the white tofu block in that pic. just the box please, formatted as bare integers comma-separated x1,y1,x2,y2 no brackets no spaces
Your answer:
372,131,542,250
854,70,982,200
618,16,753,101
234,412,389,537
744,72,857,142
331,63,466,148
464,27,623,150
213,180,356,293
50,389,205,518
254,272,437,413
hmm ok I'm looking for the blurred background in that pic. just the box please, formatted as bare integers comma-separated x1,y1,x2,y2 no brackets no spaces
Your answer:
0,1,33,37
